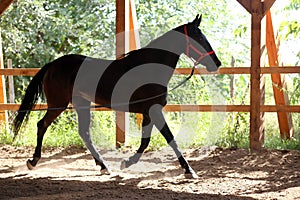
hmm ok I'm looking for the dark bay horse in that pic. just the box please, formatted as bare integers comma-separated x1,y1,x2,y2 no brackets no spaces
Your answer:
13,14,221,178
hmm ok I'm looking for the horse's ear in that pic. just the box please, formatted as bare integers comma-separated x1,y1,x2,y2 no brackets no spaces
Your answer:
198,14,202,25
192,14,199,25
192,14,202,27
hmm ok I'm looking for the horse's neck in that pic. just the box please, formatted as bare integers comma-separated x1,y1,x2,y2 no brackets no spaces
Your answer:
145,29,185,65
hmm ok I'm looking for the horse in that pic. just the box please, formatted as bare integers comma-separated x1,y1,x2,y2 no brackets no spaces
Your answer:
13,14,221,178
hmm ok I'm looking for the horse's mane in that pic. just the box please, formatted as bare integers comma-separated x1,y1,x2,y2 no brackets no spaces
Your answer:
117,26,181,60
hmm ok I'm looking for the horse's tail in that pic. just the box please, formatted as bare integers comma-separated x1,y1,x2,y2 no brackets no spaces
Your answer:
12,63,51,139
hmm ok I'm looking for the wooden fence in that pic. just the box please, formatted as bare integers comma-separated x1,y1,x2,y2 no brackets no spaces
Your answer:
0,66,299,114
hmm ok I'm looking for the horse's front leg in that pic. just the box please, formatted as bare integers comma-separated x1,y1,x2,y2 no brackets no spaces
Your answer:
121,114,153,169
151,107,199,179
27,109,63,169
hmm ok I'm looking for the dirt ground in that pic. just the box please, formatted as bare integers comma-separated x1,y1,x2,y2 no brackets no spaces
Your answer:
0,145,300,200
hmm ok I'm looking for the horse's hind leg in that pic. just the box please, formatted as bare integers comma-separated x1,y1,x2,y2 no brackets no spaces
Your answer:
27,108,65,169
73,97,111,175
121,114,153,169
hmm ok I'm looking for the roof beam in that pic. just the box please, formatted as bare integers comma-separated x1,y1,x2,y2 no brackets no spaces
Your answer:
0,0,14,16
237,0,276,17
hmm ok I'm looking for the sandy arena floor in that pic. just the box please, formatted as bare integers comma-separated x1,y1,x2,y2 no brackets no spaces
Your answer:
1,145,300,200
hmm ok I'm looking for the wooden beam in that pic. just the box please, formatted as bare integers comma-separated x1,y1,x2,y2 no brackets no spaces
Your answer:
0,29,7,123
1,66,300,76
266,11,293,139
127,0,143,129
262,0,276,16
174,67,300,75
238,0,276,150
1,103,299,113
115,0,139,147
116,0,126,59
163,105,300,113
260,67,300,74
237,0,252,14
237,0,276,16
0,0,14,16
0,68,40,76
128,0,140,51
115,0,126,148
249,0,264,150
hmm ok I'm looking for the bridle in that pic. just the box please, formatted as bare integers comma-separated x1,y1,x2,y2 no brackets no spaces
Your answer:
184,25,215,67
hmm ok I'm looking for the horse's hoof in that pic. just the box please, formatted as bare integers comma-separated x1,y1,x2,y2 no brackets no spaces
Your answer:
120,160,127,170
184,170,199,179
26,160,34,170
100,168,112,175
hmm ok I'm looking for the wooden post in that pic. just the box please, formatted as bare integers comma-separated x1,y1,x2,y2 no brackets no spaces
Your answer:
237,0,275,150
116,0,126,59
265,11,293,138
127,0,143,129
115,0,140,147
116,0,126,148
250,1,263,149
260,14,267,144
127,0,140,52
0,29,8,123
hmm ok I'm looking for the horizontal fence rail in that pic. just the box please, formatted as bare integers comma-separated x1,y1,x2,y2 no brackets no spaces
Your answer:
175,66,300,75
0,67,299,113
1,103,299,113
0,66,300,76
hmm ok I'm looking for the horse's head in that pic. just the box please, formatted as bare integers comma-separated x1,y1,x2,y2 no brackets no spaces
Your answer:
183,14,221,72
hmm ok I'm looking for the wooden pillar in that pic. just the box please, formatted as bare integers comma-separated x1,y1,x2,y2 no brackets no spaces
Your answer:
0,29,8,123
250,0,264,149
115,0,140,147
116,0,126,148
265,11,293,139
0,1,14,124
237,0,275,150
116,0,126,59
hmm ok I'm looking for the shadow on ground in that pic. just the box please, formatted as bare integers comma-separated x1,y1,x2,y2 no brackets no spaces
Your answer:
1,145,300,200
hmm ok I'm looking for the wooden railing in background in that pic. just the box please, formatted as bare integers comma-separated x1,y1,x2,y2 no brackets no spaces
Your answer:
0,66,299,113
0,66,299,76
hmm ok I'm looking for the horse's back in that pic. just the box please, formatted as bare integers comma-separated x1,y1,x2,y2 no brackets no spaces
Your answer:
43,54,108,105
42,53,171,113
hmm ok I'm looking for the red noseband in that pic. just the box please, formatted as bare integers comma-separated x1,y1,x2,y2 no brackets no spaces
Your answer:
184,25,214,65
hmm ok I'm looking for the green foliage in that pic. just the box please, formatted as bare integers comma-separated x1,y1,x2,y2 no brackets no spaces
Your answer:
290,74,300,105
4,110,116,148
90,111,116,149
284,0,300,10
279,1,300,65
280,21,300,39
9,111,82,147
264,113,300,150
1,0,116,98
0,123,13,144
265,134,300,150
217,113,250,148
